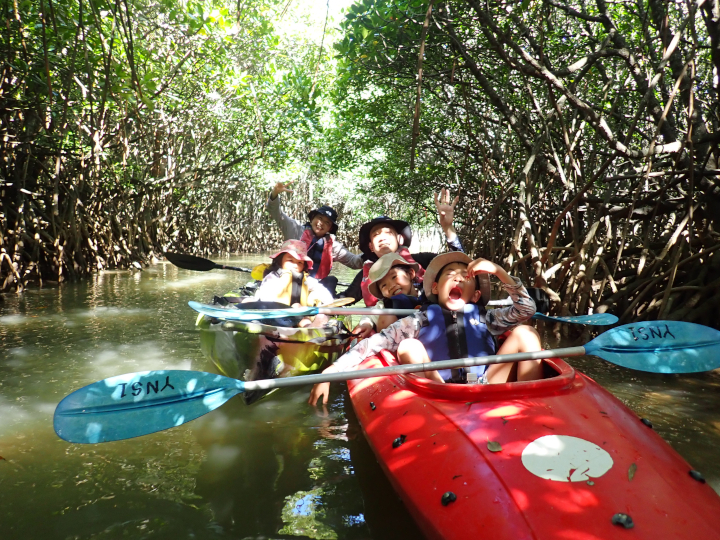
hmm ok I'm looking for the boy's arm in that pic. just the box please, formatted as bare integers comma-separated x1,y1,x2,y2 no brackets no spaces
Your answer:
485,277,536,335
309,314,422,406
446,235,464,253
331,239,364,269
266,185,304,240
331,315,421,372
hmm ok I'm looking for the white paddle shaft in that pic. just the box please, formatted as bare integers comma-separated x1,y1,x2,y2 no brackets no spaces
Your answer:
242,346,588,391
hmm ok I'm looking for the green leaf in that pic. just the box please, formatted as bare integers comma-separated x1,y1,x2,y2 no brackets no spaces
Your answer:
628,463,637,481
487,441,502,452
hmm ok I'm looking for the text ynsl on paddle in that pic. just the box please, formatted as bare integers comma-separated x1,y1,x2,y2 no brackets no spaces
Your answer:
117,376,176,398
626,324,676,341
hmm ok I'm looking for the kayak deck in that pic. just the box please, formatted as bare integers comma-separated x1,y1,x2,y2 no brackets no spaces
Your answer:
347,352,720,540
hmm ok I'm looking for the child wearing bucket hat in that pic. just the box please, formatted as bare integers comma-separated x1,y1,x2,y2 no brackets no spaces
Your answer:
267,181,363,295
360,253,424,334
308,253,543,406
246,240,333,327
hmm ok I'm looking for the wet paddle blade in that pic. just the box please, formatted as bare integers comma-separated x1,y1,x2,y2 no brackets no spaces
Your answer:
165,252,218,271
584,321,720,373
54,370,244,443
189,301,318,320
533,312,619,326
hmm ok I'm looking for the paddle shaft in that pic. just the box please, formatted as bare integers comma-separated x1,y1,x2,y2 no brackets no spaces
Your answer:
241,346,588,391
234,305,617,326
165,252,350,286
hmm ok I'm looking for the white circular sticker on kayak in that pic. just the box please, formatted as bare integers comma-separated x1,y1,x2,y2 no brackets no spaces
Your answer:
521,435,613,482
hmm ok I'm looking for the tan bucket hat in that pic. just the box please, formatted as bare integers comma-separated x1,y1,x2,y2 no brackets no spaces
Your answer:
367,253,420,299
423,252,492,304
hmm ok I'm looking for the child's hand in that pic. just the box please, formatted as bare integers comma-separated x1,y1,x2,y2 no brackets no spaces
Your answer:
308,382,330,406
298,317,312,328
352,321,374,339
466,257,499,278
467,258,513,285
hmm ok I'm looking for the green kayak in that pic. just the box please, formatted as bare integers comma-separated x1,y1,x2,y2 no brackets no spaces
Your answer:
196,293,353,404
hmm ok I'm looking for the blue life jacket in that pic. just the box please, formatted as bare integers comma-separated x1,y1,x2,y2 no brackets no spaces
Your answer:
417,304,496,383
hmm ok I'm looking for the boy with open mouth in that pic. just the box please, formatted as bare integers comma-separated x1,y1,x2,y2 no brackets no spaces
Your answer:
308,252,542,406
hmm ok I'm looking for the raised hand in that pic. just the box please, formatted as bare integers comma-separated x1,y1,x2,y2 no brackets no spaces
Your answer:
434,188,459,234
466,257,513,285
466,257,498,279
271,180,295,198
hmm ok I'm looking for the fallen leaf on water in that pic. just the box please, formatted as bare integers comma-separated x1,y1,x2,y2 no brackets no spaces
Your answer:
487,441,502,452
628,463,637,481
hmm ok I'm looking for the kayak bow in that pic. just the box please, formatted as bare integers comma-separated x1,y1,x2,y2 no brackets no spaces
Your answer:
347,352,720,539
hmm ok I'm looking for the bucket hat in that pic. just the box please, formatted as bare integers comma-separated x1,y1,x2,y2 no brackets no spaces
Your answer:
358,216,413,260
269,239,314,270
424,252,491,304
308,206,338,234
367,253,420,299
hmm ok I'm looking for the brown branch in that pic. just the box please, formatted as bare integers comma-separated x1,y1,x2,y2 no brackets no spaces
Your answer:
410,0,436,171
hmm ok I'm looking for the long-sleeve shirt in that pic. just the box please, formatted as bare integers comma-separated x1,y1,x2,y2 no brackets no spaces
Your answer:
266,196,363,270
333,276,535,372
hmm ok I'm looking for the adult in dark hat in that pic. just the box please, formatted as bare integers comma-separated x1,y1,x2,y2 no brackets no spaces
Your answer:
267,181,363,295
339,189,470,317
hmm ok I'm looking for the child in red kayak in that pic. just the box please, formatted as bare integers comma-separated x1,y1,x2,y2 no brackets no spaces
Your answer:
360,253,423,334
308,252,542,405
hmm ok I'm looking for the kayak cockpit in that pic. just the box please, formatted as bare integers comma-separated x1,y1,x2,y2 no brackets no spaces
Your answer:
373,350,579,401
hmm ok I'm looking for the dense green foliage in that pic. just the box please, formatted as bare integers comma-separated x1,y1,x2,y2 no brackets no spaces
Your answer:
325,0,720,325
1,0,336,287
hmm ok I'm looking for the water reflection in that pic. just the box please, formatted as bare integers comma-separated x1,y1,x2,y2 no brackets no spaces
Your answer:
0,257,719,538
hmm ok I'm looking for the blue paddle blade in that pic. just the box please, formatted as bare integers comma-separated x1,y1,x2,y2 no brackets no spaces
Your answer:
188,300,317,321
584,321,720,373
54,370,244,444
532,312,619,326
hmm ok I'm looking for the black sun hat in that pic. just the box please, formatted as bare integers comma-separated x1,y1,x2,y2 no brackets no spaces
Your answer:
307,205,338,234
358,216,413,260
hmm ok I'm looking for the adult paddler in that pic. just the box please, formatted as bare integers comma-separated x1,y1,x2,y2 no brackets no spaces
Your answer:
267,180,363,296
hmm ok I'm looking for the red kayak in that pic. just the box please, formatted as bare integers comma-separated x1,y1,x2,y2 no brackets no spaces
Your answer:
347,351,720,540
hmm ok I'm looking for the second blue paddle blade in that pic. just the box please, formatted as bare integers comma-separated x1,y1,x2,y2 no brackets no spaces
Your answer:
54,370,244,444
188,300,315,321
533,312,619,325
585,321,720,373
